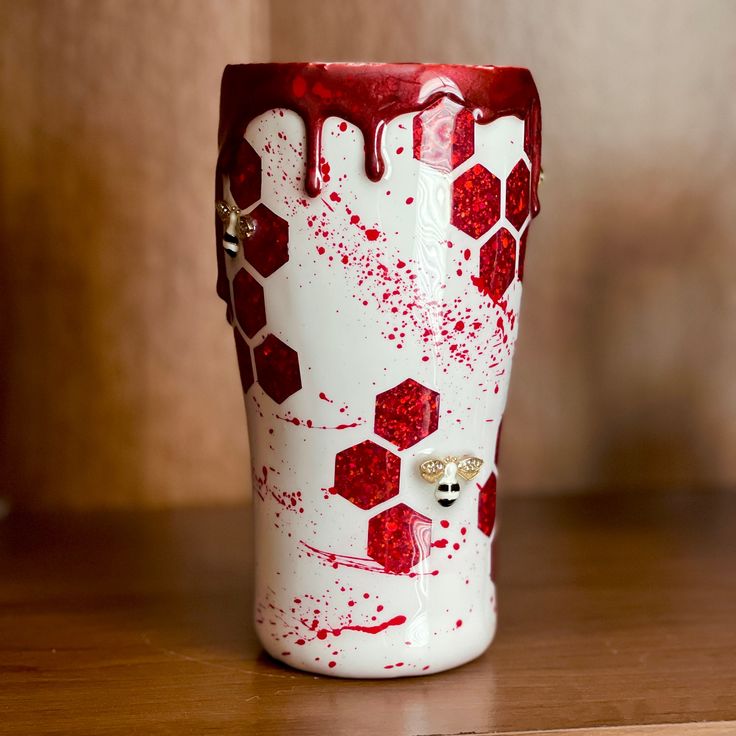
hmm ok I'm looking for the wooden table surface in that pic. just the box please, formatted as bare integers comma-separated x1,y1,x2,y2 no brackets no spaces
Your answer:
1,491,735,736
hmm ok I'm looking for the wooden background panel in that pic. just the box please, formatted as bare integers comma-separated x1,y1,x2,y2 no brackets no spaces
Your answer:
270,0,736,495
1,0,735,508
0,0,267,508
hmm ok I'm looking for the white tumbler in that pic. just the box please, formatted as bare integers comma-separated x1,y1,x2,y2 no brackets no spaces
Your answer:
214,62,541,677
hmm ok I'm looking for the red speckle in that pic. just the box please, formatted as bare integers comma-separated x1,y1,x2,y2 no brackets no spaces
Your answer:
432,539,448,548
348,600,355,607
363,593,370,599
405,196,414,205
455,320,465,331
377,604,384,612
463,248,471,261
328,661,337,668
456,619,463,628
329,191,341,202
440,519,450,529
396,146,404,154
365,229,380,241
338,121,348,131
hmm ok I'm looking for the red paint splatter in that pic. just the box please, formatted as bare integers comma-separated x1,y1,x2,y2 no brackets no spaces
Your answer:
301,540,438,577
275,412,364,431
315,614,407,640
365,228,380,241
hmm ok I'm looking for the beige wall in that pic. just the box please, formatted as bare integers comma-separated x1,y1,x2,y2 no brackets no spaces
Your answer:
1,0,735,508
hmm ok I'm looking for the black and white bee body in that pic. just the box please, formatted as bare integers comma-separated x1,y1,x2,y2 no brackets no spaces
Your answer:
436,482,461,507
216,200,255,257
420,456,484,508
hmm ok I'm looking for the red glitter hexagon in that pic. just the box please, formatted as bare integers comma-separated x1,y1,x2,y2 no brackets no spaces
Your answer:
232,268,266,338
334,440,400,510
367,503,432,574
233,328,254,393
451,164,501,239
253,333,301,404
478,473,497,537
473,227,517,304
244,204,289,278
412,97,474,172
374,378,440,450
518,229,529,281
505,159,530,231
229,138,261,209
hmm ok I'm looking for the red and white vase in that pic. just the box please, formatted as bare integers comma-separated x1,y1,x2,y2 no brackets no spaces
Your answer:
214,63,541,678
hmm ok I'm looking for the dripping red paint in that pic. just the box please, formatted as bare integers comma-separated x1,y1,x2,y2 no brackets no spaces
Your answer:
216,62,541,305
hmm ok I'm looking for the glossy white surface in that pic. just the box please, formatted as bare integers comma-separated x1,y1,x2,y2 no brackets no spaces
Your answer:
222,107,532,677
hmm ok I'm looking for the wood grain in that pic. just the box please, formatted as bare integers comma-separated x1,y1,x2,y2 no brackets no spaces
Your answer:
1,491,735,735
0,0,268,508
2,1,736,509
270,0,736,497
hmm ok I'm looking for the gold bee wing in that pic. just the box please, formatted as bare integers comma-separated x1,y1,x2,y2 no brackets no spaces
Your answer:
216,200,234,223
456,457,484,481
419,458,446,484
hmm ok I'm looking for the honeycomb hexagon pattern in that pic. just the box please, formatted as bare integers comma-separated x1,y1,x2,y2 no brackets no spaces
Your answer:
333,440,401,510
412,97,474,173
505,159,531,232
253,334,302,404
228,138,261,210
232,268,267,338
477,473,497,537
475,227,517,304
233,328,255,394
451,163,501,239
374,378,440,451
244,203,290,278
367,503,433,573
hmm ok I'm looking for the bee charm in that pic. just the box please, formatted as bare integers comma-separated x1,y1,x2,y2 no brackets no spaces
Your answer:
216,200,255,257
419,456,484,507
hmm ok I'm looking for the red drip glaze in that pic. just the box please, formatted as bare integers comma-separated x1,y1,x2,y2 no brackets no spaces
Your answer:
216,62,542,304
